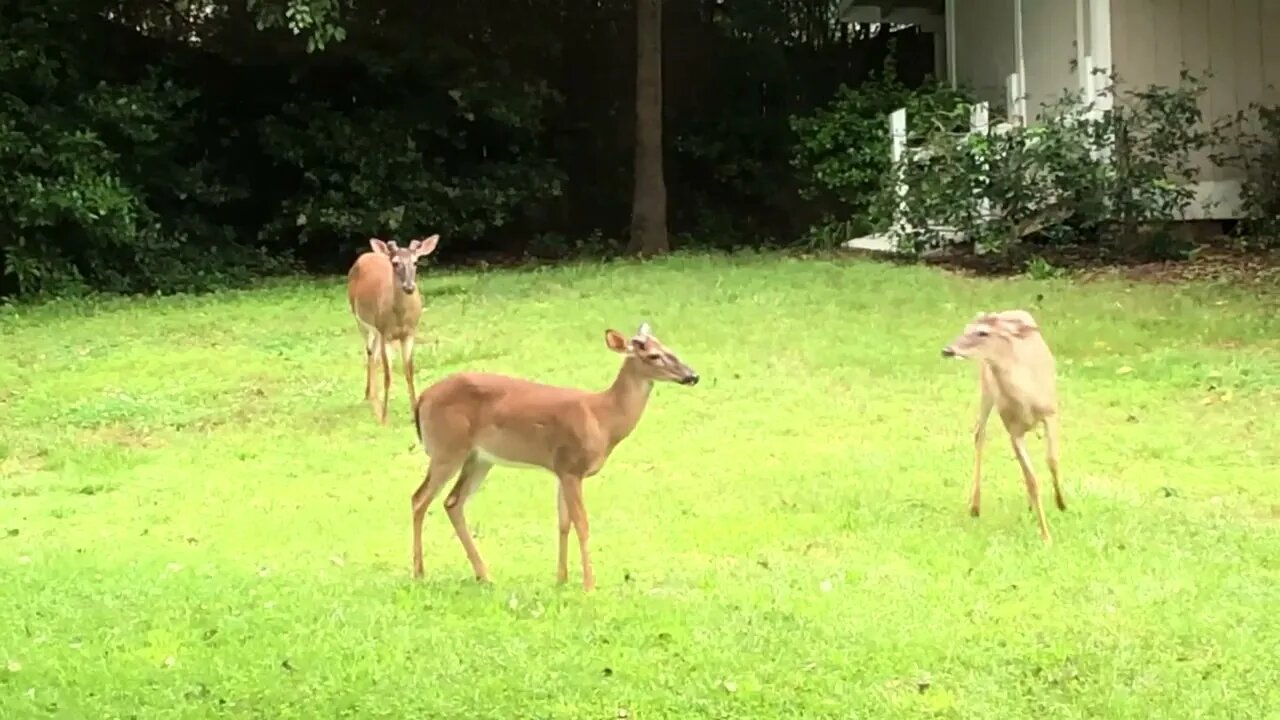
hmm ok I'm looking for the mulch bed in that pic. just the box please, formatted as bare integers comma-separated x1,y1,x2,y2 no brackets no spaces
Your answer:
908,240,1280,288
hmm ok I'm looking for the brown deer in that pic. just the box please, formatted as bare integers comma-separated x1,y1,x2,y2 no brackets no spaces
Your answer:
942,309,1066,544
409,322,699,590
346,235,440,425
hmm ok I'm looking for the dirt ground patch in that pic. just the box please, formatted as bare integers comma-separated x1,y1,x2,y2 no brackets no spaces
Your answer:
909,239,1280,288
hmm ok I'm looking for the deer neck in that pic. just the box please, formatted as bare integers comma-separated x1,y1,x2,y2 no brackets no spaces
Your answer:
385,284,419,319
597,357,654,445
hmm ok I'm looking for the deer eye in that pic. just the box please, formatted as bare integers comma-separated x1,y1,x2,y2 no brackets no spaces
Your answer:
976,330,990,337
646,353,663,362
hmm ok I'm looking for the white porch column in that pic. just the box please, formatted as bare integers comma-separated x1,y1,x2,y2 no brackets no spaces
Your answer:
1013,0,1028,122
1075,0,1088,97
1088,0,1113,112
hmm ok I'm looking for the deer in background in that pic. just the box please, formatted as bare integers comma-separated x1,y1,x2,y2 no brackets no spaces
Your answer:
942,309,1066,544
346,235,440,425
409,322,699,591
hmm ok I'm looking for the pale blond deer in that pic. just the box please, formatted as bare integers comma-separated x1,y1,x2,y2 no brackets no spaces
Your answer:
346,235,439,424
942,309,1066,544
408,322,699,590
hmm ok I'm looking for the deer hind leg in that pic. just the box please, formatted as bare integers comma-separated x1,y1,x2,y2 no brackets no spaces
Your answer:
442,454,493,582
410,452,467,579
556,483,571,585
970,389,995,518
558,474,594,591
1010,432,1053,545
399,336,417,411
1044,415,1066,511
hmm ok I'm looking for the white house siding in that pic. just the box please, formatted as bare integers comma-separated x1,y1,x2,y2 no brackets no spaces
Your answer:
1020,0,1080,121
952,0,1017,110
1109,0,1280,217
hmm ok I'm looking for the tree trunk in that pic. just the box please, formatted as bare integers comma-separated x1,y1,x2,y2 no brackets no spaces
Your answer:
628,0,668,256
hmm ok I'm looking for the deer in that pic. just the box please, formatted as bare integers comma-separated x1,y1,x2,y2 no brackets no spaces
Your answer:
408,322,699,591
942,309,1066,544
346,234,440,425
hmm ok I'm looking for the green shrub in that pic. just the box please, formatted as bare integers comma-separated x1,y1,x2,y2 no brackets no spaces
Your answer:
878,71,1219,260
790,58,974,248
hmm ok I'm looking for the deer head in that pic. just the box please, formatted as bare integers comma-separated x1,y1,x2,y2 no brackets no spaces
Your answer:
942,310,1041,363
370,234,439,294
605,322,700,386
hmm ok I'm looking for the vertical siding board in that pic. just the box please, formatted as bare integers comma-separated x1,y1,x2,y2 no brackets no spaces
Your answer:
1153,0,1183,88
1022,0,1078,120
1233,0,1262,131
1207,0,1239,181
1180,0,1216,180
954,0,1018,108
1262,0,1280,104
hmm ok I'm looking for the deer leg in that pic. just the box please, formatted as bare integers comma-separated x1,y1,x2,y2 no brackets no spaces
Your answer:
558,474,594,591
399,336,417,410
556,484,571,585
1010,433,1053,545
970,390,995,518
378,337,392,425
410,453,467,579
360,325,377,402
442,455,493,582
1044,416,1066,511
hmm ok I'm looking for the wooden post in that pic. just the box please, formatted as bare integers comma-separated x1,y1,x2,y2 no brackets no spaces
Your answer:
970,102,992,226
889,108,910,243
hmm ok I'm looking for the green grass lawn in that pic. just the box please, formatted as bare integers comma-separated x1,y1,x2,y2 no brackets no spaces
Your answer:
2,251,1279,719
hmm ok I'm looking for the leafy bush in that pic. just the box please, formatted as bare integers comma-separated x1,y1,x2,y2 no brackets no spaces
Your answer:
1216,103,1280,247
0,3,290,298
257,79,565,259
877,71,1219,260
790,59,974,247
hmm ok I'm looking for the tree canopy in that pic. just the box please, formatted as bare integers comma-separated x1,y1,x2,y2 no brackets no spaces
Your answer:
0,0,937,297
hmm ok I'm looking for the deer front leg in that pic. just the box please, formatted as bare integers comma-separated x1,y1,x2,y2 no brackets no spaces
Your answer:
378,338,392,425
365,335,386,422
1043,415,1066,511
400,336,417,410
1010,433,1052,545
970,390,995,518
443,455,493,582
558,474,594,591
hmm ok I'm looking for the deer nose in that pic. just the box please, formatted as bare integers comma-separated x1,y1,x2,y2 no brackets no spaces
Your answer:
941,347,956,358
680,373,700,386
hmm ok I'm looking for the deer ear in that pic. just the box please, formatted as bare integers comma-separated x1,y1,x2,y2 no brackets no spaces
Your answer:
413,234,440,257
604,329,628,353
637,321,652,338
369,238,391,255
998,310,1040,337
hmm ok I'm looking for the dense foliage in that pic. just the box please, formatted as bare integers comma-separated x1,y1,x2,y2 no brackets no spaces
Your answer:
876,73,1224,260
868,72,1280,262
788,57,973,247
0,0,937,298
1218,103,1280,247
